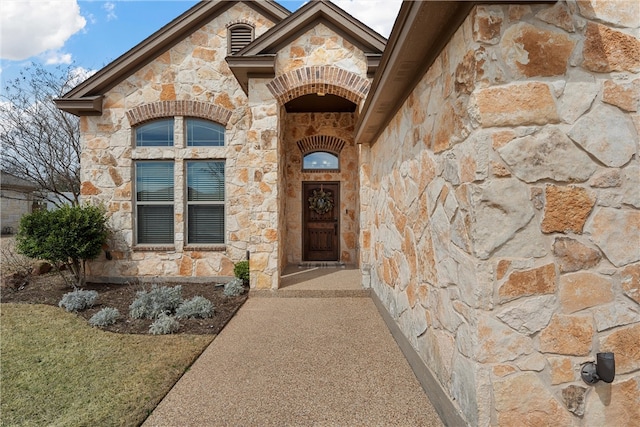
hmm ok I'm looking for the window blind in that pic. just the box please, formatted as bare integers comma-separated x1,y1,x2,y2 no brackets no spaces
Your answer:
187,161,225,244
136,161,174,244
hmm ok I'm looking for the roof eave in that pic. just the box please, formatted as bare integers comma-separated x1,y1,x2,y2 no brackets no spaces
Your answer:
355,0,555,146
60,1,290,100
355,1,475,146
226,55,277,94
54,96,103,116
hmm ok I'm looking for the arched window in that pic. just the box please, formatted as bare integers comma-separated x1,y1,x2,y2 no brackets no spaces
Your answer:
228,24,254,54
186,118,224,146
303,151,339,171
135,119,174,147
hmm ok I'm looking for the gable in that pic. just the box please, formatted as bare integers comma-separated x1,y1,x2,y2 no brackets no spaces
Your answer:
226,0,386,94
56,0,289,116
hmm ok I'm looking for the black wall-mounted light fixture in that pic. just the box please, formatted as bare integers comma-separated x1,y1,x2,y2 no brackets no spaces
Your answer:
581,352,615,385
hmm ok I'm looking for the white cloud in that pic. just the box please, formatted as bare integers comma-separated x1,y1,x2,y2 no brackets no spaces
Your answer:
103,2,117,21
43,51,73,65
331,0,403,37
0,0,86,61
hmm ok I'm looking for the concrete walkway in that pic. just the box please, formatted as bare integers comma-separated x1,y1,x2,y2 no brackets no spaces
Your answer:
143,267,444,426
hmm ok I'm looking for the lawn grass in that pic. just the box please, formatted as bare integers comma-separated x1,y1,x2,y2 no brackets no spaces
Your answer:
1,303,214,426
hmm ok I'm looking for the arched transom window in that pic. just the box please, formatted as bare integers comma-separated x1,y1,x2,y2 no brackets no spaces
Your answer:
297,135,347,172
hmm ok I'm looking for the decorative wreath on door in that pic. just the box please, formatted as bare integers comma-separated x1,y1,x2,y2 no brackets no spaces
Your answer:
308,188,334,215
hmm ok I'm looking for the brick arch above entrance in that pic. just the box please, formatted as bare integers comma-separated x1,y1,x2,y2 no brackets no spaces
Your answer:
126,101,233,127
296,135,347,155
266,66,370,106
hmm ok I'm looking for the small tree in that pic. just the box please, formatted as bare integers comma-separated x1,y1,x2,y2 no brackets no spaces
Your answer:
16,204,108,287
0,63,89,206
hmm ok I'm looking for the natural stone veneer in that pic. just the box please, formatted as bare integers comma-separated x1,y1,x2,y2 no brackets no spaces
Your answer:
74,0,640,424
474,82,560,127
361,2,640,425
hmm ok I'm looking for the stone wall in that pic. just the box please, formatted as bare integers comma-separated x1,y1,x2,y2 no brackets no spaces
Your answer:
361,1,639,425
264,23,370,279
79,3,278,280
283,112,359,264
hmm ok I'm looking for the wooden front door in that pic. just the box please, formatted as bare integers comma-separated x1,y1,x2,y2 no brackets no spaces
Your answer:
303,182,339,261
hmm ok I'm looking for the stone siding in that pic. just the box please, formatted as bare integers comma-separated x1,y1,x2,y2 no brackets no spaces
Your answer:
80,3,278,280
80,4,372,289
361,2,639,426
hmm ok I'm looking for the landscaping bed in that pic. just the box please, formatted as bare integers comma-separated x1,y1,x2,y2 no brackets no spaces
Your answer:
1,273,247,335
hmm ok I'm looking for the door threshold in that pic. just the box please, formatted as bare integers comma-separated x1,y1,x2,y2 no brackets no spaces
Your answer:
298,261,346,268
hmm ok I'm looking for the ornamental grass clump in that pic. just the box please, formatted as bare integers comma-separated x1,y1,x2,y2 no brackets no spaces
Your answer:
175,296,214,319
148,312,180,335
223,278,246,297
89,307,120,327
129,285,183,320
58,289,98,312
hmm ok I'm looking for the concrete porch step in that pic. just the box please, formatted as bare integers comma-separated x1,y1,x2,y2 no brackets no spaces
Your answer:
250,288,370,298
252,264,367,298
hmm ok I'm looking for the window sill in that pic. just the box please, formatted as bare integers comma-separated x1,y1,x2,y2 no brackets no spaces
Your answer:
133,245,175,252
302,169,340,173
184,245,226,252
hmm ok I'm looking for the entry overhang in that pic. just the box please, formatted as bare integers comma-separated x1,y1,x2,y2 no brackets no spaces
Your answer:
225,55,277,94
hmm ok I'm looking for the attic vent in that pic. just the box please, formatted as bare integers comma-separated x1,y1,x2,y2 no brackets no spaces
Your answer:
228,24,254,54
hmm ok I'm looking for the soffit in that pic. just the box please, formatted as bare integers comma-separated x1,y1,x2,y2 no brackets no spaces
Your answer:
55,1,290,115
355,1,474,146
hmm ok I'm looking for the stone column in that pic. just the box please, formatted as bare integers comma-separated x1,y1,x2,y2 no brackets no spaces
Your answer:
246,78,281,289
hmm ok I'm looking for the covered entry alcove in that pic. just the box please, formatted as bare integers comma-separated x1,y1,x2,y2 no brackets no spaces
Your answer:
282,108,360,265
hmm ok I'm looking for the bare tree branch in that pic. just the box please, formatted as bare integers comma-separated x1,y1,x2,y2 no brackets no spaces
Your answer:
0,63,89,207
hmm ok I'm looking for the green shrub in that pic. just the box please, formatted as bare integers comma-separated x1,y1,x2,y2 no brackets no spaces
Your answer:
89,307,120,327
234,260,249,285
148,313,180,335
129,285,183,319
223,278,246,297
175,296,214,319
16,204,108,287
59,289,98,312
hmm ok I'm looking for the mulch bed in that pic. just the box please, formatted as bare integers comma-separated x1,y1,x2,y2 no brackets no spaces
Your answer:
1,273,247,335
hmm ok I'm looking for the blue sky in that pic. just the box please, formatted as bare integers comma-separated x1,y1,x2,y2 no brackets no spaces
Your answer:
0,0,401,88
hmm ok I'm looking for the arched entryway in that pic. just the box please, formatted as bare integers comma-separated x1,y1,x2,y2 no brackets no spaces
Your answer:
271,66,367,267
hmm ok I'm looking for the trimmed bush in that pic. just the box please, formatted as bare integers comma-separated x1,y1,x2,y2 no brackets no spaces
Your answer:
16,204,108,287
129,285,183,320
175,296,214,319
89,307,120,327
223,278,246,297
148,313,180,335
234,260,249,285
59,289,98,312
